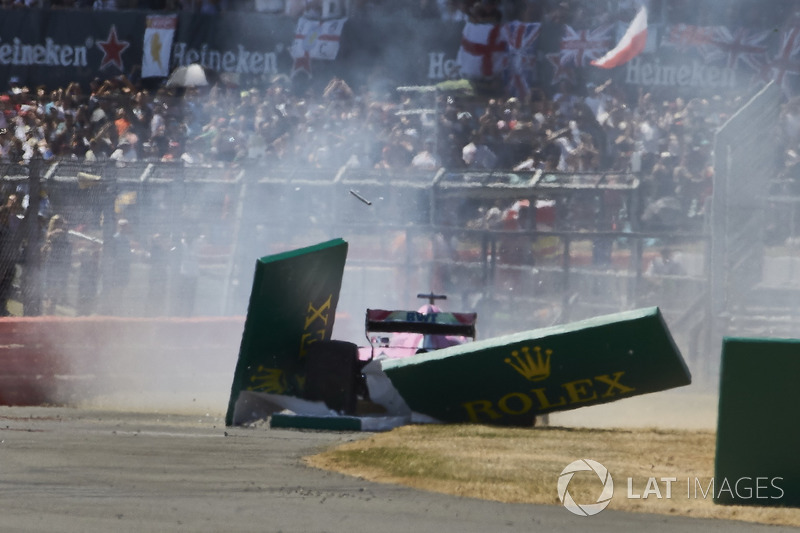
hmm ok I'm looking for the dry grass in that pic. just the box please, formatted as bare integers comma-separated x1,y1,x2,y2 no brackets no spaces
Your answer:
307,424,800,527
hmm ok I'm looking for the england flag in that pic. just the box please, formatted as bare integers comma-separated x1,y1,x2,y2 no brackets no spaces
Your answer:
457,23,508,79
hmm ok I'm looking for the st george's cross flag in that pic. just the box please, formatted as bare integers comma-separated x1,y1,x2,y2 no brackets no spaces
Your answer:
290,17,347,77
142,14,177,78
457,22,508,79
592,6,648,69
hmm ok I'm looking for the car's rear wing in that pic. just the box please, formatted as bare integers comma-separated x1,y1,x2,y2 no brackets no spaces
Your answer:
365,309,477,339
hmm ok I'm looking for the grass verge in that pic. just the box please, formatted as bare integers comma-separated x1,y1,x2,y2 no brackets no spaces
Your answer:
307,424,800,527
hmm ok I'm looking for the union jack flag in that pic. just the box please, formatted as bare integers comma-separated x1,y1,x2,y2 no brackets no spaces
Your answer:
558,25,613,68
761,27,800,89
706,27,770,71
664,24,715,54
546,52,576,86
502,21,542,98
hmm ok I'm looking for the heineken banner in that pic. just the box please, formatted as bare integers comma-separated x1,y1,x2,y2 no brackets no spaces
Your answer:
0,11,147,90
5,9,800,99
225,238,348,426
0,10,455,92
0,11,297,90
381,307,691,426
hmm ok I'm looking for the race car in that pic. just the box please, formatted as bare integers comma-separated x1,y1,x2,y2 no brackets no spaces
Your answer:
303,293,477,415
362,292,477,359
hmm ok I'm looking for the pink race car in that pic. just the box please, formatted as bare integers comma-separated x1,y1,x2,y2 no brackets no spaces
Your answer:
304,293,476,414
361,295,477,360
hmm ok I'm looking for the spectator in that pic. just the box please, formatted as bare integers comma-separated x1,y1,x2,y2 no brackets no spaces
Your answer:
646,247,687,277
110,137,138,164
199,0,221,12
76,247,100,316
113,107,132,140
92,0,117,9
212,117,243,163
101,218,133,315
646,152,677,203
375,128,414,169
146,231,171,316
462,134,497,169
0,193,24,316
40,214,72,315
411,138,440,170
673,146,711,222
170,230,202,317
85,138,110,161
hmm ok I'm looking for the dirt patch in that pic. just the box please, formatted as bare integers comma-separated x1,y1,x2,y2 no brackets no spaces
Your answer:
307,424,800,527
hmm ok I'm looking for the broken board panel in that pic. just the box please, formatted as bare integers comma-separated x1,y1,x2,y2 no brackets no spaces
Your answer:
381,307,691,426
226,239,348,426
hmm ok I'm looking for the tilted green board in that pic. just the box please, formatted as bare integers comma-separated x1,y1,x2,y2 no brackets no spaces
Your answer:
714,338,800,507
225,239,348,426
381,307,691,426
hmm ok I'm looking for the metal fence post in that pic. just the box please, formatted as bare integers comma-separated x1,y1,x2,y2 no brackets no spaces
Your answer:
21,157,43,316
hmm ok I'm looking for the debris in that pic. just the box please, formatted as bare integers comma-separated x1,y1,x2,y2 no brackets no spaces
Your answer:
349,189,372,206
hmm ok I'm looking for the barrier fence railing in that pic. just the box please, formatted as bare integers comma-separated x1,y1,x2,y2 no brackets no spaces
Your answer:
0,159,718,369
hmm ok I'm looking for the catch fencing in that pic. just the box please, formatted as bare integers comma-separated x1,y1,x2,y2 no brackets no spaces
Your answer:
0,158,716,373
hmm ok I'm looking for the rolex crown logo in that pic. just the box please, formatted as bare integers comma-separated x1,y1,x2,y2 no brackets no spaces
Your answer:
249,366,288,394
505,346,552,381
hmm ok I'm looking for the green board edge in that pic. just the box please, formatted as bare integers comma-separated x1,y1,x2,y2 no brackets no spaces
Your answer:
225,239,348,426
714,337,800,507
270,413,362,431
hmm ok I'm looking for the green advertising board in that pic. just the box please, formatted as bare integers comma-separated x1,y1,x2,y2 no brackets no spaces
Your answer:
715,338,800,507
225,239,348,426
381,307,691,426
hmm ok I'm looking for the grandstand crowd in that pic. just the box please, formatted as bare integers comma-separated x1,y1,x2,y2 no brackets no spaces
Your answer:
0,0,794,233
0,56,769,231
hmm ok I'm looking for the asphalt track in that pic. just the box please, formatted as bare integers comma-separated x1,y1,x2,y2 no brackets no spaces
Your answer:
1,406,797,533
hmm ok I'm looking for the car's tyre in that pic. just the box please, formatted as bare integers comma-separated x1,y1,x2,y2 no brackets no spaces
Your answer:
303,340,360,414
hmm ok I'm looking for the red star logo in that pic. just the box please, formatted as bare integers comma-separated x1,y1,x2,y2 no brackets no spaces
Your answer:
546,52,576,85
291,52,312,78
97,25,130,71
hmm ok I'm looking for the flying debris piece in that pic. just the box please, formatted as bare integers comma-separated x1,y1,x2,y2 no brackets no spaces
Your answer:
349,189,372,205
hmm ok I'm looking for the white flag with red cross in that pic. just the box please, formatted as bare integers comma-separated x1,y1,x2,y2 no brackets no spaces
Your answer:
456,22,508,79
290,17,347,77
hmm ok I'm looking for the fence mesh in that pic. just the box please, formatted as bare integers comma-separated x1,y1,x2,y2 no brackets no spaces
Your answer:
0,159,715,353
